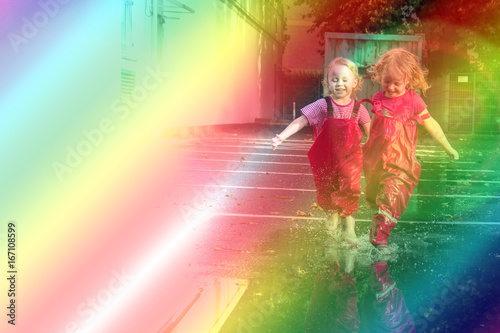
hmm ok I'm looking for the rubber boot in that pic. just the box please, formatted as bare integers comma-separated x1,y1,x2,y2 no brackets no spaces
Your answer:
369,213,396,246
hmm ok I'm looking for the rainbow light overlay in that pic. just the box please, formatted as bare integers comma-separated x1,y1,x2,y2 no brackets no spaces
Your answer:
0,1,498,333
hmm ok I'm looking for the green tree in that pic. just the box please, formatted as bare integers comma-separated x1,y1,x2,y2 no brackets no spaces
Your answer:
293,0,500,75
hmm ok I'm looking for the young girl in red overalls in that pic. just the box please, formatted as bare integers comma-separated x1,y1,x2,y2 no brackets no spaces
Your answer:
362,48,459,253
271,58,371,244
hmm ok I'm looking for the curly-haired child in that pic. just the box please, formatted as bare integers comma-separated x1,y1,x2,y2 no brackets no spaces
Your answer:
362,48,459,253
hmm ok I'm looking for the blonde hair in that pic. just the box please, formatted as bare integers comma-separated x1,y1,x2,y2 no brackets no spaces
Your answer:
323,57,363,99
369,47,429,95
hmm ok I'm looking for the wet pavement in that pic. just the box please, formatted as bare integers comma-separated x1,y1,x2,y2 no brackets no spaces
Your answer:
167,123,500,333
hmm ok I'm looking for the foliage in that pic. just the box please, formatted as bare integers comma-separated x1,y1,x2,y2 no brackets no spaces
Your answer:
292,0,500,75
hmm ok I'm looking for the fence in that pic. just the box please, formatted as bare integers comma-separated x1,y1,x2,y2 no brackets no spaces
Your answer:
426,72,500,134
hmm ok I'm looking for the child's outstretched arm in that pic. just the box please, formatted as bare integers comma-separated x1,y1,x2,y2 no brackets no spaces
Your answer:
271,115,309,150
419,110,459,160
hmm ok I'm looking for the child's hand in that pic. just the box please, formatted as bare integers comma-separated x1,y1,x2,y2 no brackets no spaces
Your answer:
446,147,459,160
271,134,284,150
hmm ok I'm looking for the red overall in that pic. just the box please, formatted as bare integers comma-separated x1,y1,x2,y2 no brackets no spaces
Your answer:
361,99,425,245
307,97,363,217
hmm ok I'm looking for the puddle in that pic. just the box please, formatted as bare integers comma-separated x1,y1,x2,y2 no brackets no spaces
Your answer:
219,223,500,332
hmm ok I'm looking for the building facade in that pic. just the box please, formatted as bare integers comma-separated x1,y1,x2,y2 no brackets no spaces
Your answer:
122,0,287,129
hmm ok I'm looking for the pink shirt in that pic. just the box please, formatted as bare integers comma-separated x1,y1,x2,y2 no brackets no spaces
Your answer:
371,89,428,121
301,97,371,133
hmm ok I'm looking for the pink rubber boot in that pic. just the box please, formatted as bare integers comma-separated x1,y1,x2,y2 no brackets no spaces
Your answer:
369,212,396,253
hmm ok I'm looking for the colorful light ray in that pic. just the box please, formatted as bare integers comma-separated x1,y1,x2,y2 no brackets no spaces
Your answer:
1,1,498,332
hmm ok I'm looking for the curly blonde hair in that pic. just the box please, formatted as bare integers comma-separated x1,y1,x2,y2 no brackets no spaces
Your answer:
369,48,430,95
323,57,363,99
